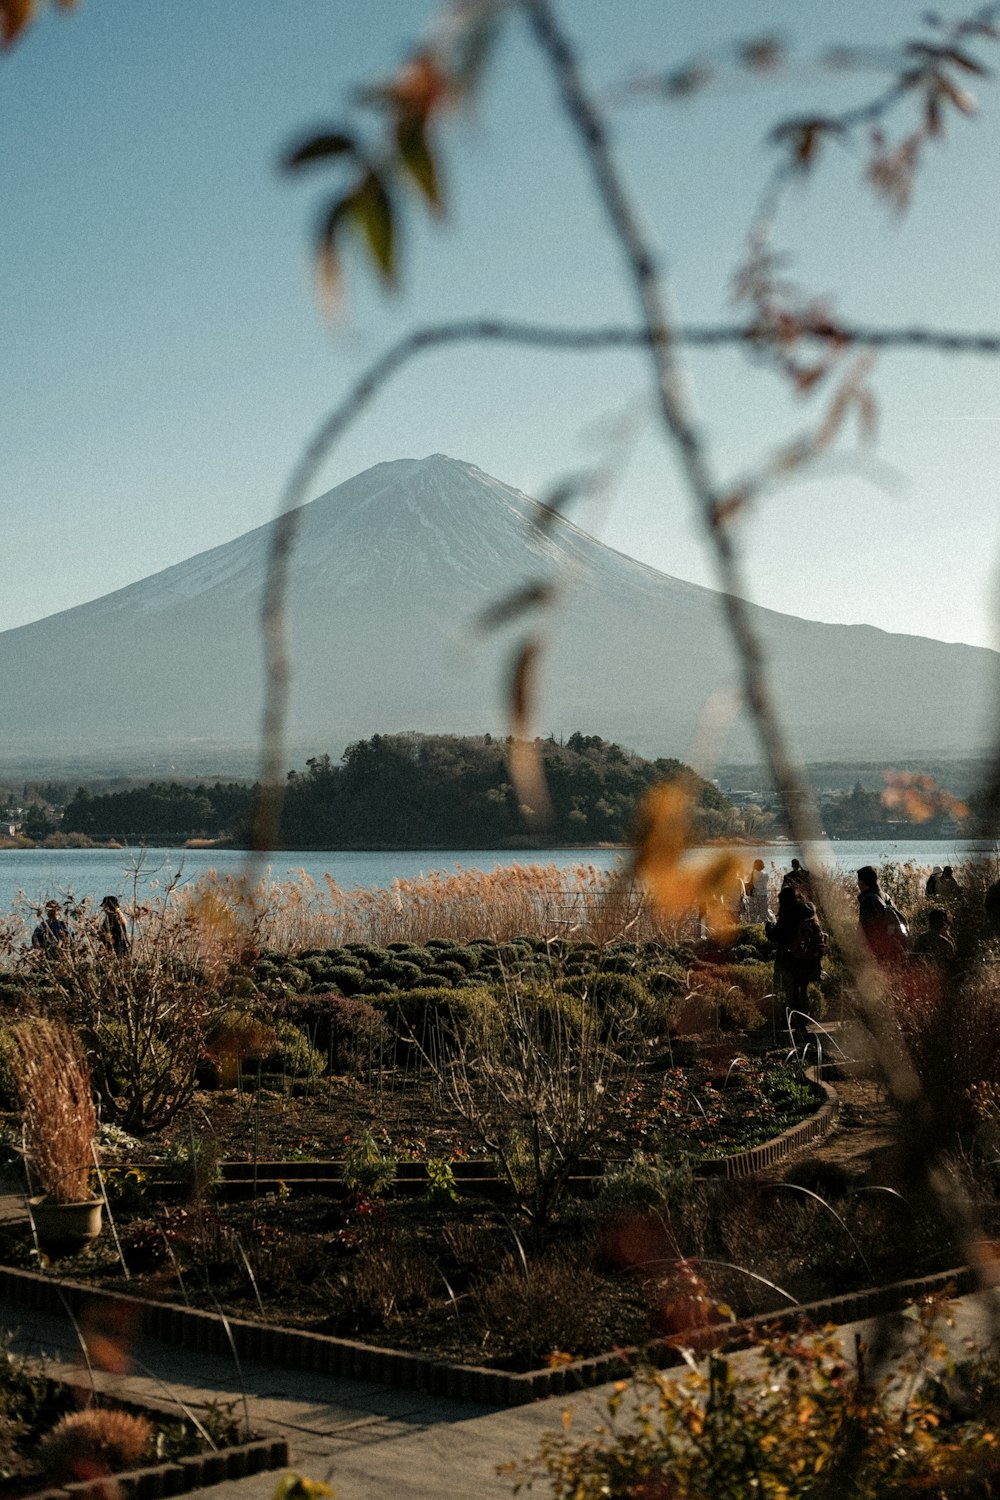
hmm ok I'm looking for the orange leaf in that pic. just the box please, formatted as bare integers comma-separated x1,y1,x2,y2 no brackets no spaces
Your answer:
0,0,36,47
633,779,742,932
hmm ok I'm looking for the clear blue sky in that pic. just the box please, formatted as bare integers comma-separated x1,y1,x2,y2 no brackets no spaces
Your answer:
3,0,1000,650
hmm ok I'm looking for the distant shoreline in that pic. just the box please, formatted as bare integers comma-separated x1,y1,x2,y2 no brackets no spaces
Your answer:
2,835,995,855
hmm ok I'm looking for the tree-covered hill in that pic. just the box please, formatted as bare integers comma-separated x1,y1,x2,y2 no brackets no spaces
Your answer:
60,732,753,849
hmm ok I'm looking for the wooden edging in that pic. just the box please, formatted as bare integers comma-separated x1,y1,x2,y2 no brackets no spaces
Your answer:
113,1069,839,1196
0,1255,975,1411
20,1436,290,1500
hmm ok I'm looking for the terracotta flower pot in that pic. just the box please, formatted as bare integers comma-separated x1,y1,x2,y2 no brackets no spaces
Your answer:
28,1195,103,1257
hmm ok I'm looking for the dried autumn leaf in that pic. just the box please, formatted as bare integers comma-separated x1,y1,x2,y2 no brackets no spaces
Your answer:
662,62,714,98
769,117,843,172
738,34,784,71
0,0,36,47
544,1350,575,1369
272,1476,334,1500
881,771,968,823
283,131,357,171
813,354,875,451
791,362,829,395
932,69,977,114
1,0,74,46
867,131,922,211
505,639,552,827
633,779,742,933
360,49,453,123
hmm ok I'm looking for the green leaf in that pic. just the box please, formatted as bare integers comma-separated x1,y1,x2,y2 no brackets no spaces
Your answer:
347,172,396,284
395,116,443,212
283,131,357,171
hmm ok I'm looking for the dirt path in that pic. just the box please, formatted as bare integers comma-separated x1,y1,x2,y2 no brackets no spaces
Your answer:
802,1073,902,1182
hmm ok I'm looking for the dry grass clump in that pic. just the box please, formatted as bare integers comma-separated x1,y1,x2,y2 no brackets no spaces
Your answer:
13,1019,97,1203
38,1408,152,1481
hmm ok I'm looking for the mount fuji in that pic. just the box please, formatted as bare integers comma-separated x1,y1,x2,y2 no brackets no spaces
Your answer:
0,454,994,769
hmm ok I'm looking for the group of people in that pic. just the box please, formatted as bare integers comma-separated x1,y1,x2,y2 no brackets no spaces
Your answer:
743,858,964,1028
30,895,130,957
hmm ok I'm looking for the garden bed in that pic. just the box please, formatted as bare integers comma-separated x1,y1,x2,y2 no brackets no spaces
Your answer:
0,1066,903,1383
0,1341,287,1499
0,929,932,1383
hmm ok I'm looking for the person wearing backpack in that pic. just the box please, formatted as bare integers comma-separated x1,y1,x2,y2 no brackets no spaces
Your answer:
766,884,827,1022
857,865,908,963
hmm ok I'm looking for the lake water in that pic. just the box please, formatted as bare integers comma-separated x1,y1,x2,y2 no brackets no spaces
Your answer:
1,838,997,916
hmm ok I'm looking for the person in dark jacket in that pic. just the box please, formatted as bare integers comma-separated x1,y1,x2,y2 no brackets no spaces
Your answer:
911,907,955,967
857,865,907,963
99,895,130,958
766,884,825,1020
30,900,70,952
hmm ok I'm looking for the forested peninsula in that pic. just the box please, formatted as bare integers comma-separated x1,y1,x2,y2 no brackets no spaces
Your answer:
57,732,751,849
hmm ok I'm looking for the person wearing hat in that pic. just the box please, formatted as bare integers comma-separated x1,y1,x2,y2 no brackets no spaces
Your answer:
926,866,942,899
99,895,130,958
30,900,70,951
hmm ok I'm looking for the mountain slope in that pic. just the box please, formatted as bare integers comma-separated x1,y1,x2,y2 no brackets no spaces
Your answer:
0,454,994,765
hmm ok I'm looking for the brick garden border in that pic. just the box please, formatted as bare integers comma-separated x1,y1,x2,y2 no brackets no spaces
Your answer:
0,1254,974,1410
21,1436,290,1500
0,1256,977,1409
698,1070,840,1178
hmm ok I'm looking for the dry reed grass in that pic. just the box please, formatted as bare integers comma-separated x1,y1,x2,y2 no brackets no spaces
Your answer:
168,861,703,957
0,854,968,973
13,1018,97,1203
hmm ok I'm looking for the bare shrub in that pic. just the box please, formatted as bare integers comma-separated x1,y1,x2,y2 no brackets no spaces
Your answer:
336,1228,435,1331
433,981,642,1223
475,1250,644,1366
13,1019,97,1203
84,965,212,1133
